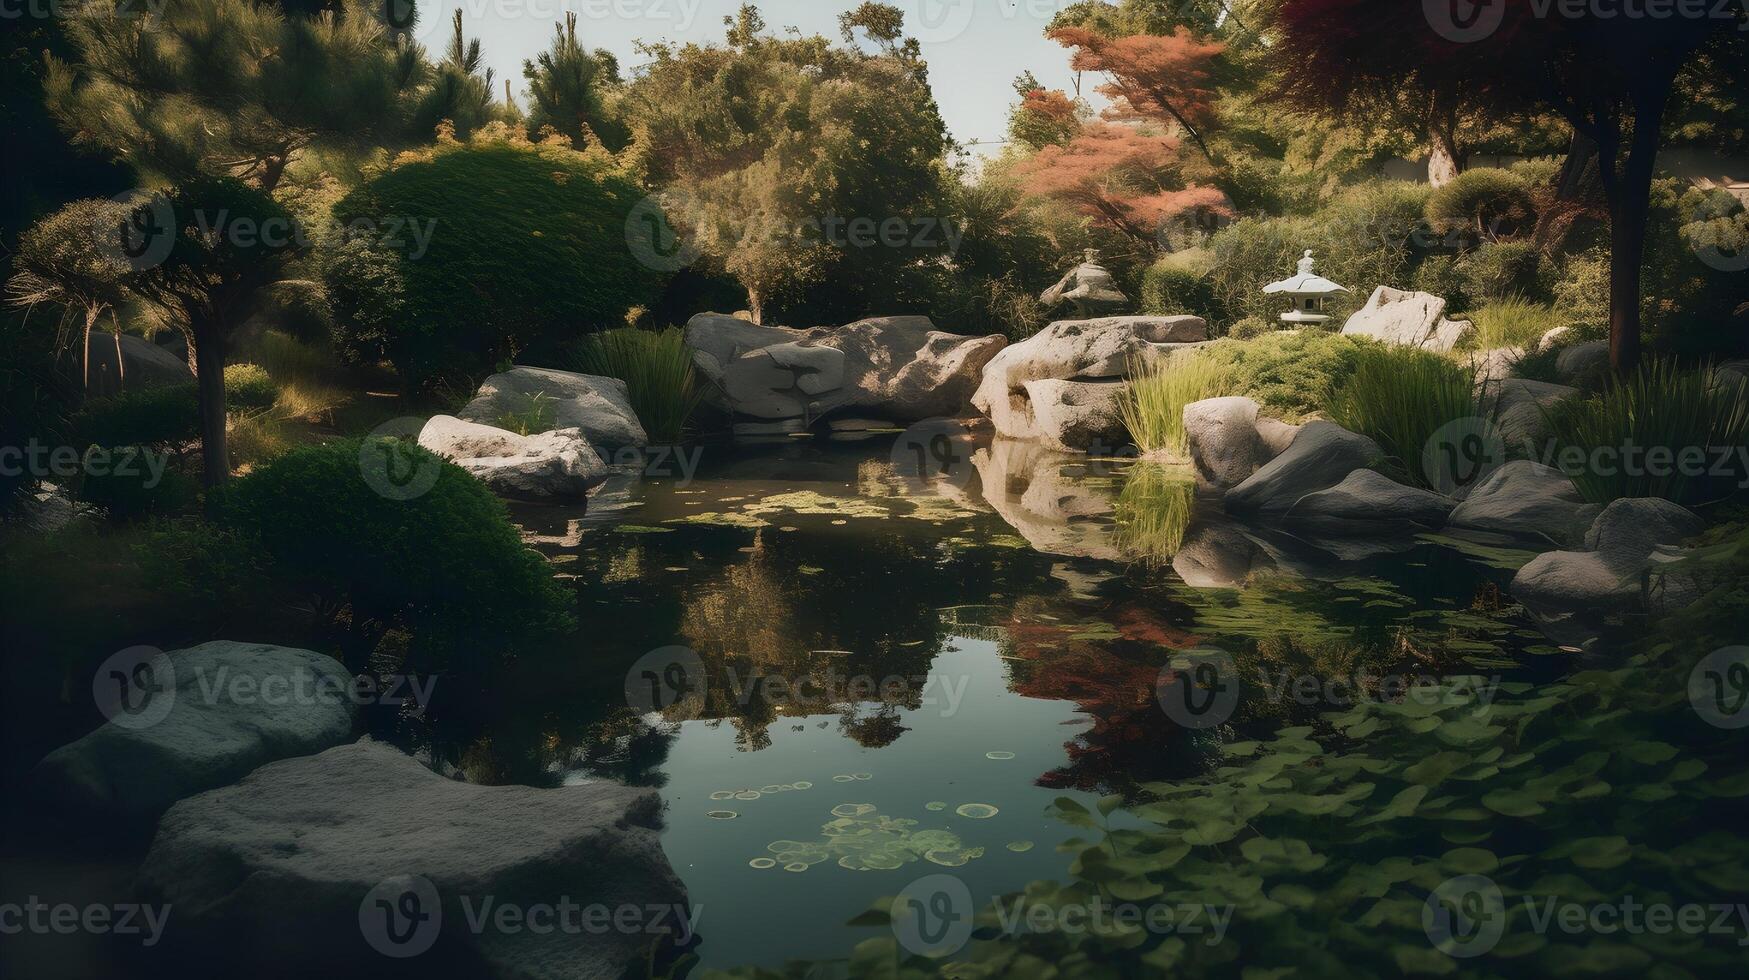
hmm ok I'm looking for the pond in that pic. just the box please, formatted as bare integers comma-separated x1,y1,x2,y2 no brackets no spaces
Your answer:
371,432,1567,971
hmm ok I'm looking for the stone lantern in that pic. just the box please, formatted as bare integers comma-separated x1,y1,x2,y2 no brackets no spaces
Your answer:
1041,249,1129,319
1262,250,1347,327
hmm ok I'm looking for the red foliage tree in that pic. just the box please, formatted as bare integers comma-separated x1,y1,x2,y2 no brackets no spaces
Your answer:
1047,26,1224,161
1018,122,1231,245
1273,0,1745,371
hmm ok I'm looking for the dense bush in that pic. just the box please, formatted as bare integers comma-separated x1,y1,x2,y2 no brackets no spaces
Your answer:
1193,330,1373,422
216,438,574,670
73,453,198,521
1541,359,1749,504
1227,315,1273,340
1425,167,1534,241
0,308,73,511
1468,297,1569,351
1409,254,1470,311
72,385,200,450
1455,239,1546,303
327,132,664,388
564,327,703,444
223,363,278,411
1642,180,1749,359
1326,345,1480,488
250,279,333,344
1140,260,1225,324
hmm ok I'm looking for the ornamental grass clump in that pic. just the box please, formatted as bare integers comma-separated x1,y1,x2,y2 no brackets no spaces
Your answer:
1326,344,1480,489
1119,349,1233,458
1540,359,1749,505
568,327,705,444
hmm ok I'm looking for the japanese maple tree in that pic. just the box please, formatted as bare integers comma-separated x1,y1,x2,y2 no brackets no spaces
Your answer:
1047,26,1225,162
1017,122,1231,245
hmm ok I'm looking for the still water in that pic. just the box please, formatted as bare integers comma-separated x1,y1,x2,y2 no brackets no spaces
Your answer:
387,434,1558,970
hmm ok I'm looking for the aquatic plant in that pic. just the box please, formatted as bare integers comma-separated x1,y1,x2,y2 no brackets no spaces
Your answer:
1112,464,1196,564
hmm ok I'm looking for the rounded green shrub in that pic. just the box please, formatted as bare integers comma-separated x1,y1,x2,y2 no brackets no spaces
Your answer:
1409,254,1470,311
73,385,200,450
1227,315,1273,341
1140,261,1225,322
1426,168,1534,241
216,438,574,670
1456,240,1545,303
74,451,198,521
328,134,665,388
223,363,278,411
1195,330,1372,422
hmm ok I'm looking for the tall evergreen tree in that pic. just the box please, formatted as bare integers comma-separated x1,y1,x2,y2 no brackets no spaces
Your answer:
522,12,627,151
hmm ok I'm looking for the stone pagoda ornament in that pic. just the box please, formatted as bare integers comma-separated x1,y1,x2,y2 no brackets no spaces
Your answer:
1041,249,1129,319
1262,250,1348,327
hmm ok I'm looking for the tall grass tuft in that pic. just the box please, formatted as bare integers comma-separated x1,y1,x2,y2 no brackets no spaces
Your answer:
1326,345,1480,489
1468,297,1567,351
569,327,704,444
1119,350,1233,458
1541,359,1749,504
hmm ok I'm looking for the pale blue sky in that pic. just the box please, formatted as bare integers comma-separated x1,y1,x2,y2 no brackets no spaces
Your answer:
428,0,1092,156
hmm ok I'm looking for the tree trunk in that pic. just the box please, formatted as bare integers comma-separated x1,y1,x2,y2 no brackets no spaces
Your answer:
1606,84,1673,376
192,319,230,486
1427,128,1462,188
747,288,763,325
1556,129,1599,202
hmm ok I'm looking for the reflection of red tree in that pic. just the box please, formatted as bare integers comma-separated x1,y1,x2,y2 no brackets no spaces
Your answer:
1004,600,1205,794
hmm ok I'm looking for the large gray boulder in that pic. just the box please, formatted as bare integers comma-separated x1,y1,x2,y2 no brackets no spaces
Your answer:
1286,468,1455,527
419,415,608,503
1023,379,1129,453
137,741,689,980
72,332,194,399
1555,340,1611,387
1341,286,1473,352
1224,422,1381,515
1511,497,1704,612
1489,378,1580,449
1447,460,1599,546
685,313,1004,430
33,642,356,825
1184,396,1263,493
973,315,1207,443
459,367,647,451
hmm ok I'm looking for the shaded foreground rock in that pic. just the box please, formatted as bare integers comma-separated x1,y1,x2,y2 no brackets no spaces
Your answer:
459,367,647,451
34,642,355,826
1023,379,1129,452
1489,378,1579,448
1447,460,1598,546
1184,396,1263,493
419,416,608,503
1224,422,1381,515
686,313,1004,431
1286,468,1455,527
138,741,689,980
1511,497,1705,613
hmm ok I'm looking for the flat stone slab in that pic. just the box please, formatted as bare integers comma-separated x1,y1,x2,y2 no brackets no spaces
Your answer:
459,367,647,451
